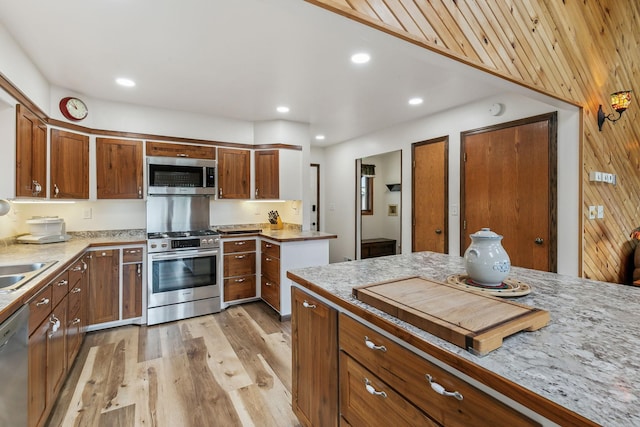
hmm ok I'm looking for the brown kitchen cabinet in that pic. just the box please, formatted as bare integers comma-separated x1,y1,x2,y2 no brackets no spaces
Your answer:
255,149,279,199
50,129,89,199
361,238,396,259
88,249,120,325
260,240,281,311
122,247,144,319
16,104,47,198
146,140,216,159
96,138,144,199
28,256,87,427
218,147,250,199
223,239,257,302
291,287,339,427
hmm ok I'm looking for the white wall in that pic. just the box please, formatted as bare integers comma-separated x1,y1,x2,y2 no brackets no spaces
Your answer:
320,92,580,276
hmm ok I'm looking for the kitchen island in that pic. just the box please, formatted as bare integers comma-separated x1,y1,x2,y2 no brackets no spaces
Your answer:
287,251,639,426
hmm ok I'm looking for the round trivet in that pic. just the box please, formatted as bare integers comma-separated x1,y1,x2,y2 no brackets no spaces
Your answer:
446,274,531,297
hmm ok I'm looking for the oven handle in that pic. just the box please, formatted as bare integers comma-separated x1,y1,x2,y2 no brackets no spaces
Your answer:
150,249,219,261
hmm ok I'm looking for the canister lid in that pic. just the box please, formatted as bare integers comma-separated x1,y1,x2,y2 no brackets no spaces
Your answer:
470,227,502,239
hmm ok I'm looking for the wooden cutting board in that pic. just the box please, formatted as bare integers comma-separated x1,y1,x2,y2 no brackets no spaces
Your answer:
353,276,550,355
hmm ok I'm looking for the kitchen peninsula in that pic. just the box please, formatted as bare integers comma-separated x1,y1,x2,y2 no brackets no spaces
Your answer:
287,251,640,426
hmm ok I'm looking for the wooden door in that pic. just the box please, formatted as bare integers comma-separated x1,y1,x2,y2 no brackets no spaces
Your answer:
88,250,120,325
28,319,48,427
309,164,320,231
218,148,250,199
122,263,142,319
292,287,339,427
50,129,89,199
255,150,279,199
16,104,47,198
96,138,143,199
412,137,448,253
461,113,557,271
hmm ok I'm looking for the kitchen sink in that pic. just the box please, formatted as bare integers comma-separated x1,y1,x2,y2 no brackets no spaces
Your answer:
0,260,57,293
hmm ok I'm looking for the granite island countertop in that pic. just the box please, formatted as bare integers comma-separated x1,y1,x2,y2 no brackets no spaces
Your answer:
287,251,640,426
217,227,337,242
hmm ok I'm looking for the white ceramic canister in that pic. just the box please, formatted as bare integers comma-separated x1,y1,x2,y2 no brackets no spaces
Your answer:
463,228,511,286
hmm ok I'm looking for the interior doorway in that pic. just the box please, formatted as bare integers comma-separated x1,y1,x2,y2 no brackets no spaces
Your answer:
461,113,557,271
412,137,448,254
309,164,319,231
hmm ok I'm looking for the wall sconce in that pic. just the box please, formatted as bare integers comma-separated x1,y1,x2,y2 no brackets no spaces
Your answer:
598,90,632,131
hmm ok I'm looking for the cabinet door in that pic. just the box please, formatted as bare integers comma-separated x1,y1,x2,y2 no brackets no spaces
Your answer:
88,250,120,325
96,138,143,199
50,129,89,199
146,141,216,159
218,148,250,199
292,288,339,427
47,297,67,405
16,104,47,198
255,150,279,199
28,319,48,427
122,263,143,319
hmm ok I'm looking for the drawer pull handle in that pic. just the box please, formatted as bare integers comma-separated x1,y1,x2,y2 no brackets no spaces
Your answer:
71,318,81,325
364,336,387,352
425,374,463,401
265,282,273,287
265,257,272,261
234,241,246,245
265,243,273,248
71,266,82,271
36,298,50,306
235,255,246,259
364,379,387,398
57,280,68,286
234,278,246,283
302,301,316,309
71,287,81,293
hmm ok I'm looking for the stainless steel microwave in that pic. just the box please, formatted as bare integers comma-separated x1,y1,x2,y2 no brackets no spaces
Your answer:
147,156,217,195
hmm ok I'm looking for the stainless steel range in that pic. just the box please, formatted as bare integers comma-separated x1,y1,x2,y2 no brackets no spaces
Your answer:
146,195,221,325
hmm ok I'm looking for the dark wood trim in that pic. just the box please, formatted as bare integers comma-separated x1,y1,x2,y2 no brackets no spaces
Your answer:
254,144,302,151
411,136,448,254
459,112,558,272
0,72,47,121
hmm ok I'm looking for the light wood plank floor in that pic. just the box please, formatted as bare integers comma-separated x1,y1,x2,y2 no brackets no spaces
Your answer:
46,302,302,427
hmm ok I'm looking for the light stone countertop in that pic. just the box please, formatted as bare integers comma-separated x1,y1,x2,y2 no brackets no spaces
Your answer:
287,251,640,426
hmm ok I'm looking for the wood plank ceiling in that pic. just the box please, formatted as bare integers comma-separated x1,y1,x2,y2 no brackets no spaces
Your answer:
307,0,640,283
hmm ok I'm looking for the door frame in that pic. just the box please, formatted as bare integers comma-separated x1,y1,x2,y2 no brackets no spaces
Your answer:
411,136,449,253
460,112,558,271
310,163,320,231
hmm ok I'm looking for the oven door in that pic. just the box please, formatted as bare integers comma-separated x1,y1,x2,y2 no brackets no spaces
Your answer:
148,249,219,308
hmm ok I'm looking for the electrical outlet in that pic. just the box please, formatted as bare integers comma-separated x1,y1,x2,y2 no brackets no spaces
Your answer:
588,206,596,220
595,172,602,182
597,205,604,219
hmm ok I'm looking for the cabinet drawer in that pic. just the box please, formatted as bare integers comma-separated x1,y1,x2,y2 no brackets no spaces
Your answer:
261,276,280,311
340,352,439,427
28,284,52,335
68,283,83,317
223,239,256,254
261,253,280,283
224,275,256,302
51,271,69,308
67,258,84,288
122,247,144,263
339,314,538,427
261,240,280,258
146,141,216,159
224,252,256,277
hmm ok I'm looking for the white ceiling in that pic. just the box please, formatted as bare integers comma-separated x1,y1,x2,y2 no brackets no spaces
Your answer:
0,0,513,146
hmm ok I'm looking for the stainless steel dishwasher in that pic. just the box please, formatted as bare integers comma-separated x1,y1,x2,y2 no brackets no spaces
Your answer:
0,305,29,427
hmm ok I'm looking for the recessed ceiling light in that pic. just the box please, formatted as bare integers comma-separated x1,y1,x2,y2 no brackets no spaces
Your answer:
351,52,370,64
276,106,290,113
315,134,325,140
116,77,136,87
408,97,424,105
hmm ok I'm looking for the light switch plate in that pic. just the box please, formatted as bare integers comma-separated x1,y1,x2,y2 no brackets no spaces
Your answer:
588,206,596,219
597,205,604,219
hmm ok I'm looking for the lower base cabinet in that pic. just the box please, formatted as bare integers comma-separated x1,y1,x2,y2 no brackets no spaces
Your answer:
292,287,339,427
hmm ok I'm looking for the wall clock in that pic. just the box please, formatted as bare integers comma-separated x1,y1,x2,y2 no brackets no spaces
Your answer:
59,97,88,121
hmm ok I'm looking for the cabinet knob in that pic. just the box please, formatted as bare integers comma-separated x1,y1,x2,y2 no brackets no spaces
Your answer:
425,374,463,400
53,184,60,197
535,237,544,245
435,229,442,234
138,187,143,198
32,180,42,196
255,188,259,197
219,187,223,198
71,287,81,294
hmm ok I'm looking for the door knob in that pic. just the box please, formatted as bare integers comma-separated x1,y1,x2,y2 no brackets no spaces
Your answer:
435,229,442,234
534,237,544,245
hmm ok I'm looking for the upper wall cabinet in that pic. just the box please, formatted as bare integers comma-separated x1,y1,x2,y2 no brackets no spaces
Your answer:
96,138,143,199
255,150,279,199
16,104,47,198
50,129,89,199
218,147,250,199
146,141,216,159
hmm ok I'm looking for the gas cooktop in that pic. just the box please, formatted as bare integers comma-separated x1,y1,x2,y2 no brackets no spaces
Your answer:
147,229,219,239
